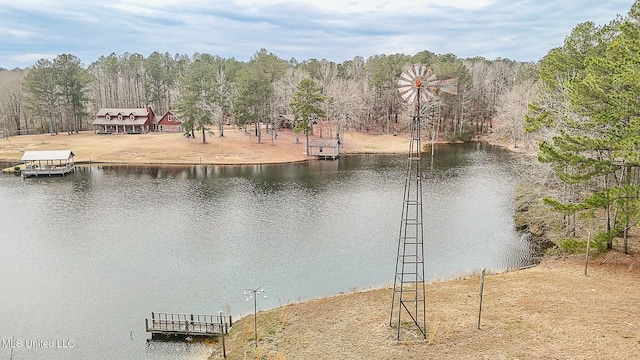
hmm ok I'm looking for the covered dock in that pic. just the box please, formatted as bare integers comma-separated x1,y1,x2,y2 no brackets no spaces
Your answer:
21,150,75,178
309,139,340,160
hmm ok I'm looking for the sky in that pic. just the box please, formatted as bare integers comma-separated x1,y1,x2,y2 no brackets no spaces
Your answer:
0,0,636,69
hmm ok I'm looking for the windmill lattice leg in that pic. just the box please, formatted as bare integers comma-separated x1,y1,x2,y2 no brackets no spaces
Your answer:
390,114,427,340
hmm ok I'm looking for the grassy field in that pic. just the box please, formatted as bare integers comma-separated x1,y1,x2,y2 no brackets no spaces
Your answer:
210,252,640,359
0,127,411,166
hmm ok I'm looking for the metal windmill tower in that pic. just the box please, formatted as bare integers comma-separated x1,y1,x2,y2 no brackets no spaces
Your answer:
390,64,457,340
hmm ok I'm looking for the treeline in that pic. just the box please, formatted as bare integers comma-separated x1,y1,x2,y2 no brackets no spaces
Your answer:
521,1,640,254
0,49,538,141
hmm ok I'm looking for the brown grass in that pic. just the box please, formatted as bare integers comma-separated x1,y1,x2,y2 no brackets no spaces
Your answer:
211,252,640,359
0,126,411,166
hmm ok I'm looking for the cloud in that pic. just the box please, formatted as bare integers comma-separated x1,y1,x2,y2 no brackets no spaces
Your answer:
233,0,496,13
0,0,635,69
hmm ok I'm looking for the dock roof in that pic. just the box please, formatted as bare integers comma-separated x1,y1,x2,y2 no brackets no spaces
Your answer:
309,139,339,147
21,150,75,161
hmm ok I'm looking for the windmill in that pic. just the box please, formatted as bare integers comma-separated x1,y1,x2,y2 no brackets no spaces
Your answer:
397,64,458,105
390,64,457,340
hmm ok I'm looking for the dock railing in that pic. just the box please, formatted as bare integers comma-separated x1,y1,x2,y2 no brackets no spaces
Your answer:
22,163,75,177
145,312,232,337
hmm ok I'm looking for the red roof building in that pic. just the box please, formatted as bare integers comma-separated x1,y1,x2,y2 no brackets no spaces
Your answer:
92,107,155,134
153,111,183,132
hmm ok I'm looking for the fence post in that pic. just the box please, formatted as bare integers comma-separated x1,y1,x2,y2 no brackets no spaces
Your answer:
477,268,486,330
584,232,592,277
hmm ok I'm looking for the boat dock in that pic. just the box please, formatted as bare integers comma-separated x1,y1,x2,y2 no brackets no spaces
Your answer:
20,150,76,178
145,312,232,338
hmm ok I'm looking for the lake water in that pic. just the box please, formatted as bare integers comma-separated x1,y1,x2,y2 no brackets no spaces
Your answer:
0,142,532,359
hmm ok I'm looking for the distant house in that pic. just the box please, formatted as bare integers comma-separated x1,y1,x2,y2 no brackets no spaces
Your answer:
92,107,155,134
153,111,182,133
308,139,340,160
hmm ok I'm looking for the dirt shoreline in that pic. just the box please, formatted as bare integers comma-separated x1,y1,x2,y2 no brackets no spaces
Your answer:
0,127,417,166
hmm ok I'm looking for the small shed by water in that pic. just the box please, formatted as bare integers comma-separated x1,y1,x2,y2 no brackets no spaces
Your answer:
21,150,75,178
308,139,340,160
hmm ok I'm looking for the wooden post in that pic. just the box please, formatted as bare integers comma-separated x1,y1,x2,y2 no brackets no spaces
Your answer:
477,268,486,330
220,311,226,358
584,232,592,277
145,318,149,332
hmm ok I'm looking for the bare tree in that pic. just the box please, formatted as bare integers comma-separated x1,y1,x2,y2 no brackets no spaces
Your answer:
0,69,27,134
494,79,540,149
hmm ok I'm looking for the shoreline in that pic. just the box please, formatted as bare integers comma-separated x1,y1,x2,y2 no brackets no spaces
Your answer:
0,128,414,167
212,252,640,359
0,129,516,170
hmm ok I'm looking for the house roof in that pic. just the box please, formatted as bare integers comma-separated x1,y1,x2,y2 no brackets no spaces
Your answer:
92,118,149,126
156,111,181,124
93,108,151,126
21,150,75,161
96,108,150,117
309,139,339,147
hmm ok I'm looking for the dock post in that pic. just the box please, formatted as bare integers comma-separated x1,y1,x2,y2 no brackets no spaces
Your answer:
145,318,149,332
220,311,226,358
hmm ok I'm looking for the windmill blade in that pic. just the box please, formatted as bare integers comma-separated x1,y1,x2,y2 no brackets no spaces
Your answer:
397,79,412,87
407,91,418,103
426,73,437,82
401,90,415,101
398,85,414,94
414,64,426,78
405,66,416,80
424,67,433,79
400,71,413,82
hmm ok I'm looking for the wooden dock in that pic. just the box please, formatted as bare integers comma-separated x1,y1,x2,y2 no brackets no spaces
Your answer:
145,312,232,338
21,163,75,178
20,150,76,178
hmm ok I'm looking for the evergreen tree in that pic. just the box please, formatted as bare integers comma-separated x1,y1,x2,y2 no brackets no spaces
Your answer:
176,56,217,143
290,78,326,154
526,2,640,252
